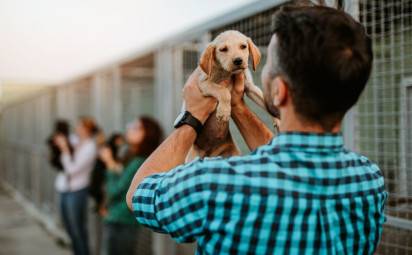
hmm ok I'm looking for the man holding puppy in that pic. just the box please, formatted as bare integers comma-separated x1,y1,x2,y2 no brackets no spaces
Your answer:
127,5,386,254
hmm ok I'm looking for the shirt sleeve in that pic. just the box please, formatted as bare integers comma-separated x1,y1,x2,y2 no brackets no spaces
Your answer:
61,142,96,176
106,158,144,201
132,159,215,243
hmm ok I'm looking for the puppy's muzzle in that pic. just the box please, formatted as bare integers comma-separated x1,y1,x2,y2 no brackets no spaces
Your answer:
231,57,246,73
233,58,243,66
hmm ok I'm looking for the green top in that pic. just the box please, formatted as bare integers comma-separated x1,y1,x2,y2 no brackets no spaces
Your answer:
104,157,145,225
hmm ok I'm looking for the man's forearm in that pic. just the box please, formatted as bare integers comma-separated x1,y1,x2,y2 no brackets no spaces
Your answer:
232,102,274,151
126,125,196,209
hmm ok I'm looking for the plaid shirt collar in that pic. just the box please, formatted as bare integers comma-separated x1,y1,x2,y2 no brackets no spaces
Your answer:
269,131,344,153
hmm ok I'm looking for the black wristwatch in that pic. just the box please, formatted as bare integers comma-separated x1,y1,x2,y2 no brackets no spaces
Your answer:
173,111,203,135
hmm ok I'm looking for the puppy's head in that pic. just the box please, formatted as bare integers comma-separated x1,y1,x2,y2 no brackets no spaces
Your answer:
200,30,261,76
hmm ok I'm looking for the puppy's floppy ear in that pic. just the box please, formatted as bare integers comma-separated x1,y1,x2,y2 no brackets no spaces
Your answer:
199,44,215,76
247,38,261,71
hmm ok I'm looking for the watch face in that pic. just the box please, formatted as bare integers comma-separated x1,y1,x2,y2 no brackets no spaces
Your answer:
174,111,186,127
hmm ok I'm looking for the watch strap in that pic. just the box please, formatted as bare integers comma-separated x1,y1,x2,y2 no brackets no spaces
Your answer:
174,111,203,135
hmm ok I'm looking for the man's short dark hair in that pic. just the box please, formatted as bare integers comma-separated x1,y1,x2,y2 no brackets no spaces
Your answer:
272,6,373,130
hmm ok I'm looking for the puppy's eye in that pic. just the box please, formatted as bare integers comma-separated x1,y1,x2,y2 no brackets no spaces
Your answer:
240,44,247,49
219,47,228,52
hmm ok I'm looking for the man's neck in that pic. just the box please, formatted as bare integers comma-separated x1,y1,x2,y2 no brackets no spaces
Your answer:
278,112,341,134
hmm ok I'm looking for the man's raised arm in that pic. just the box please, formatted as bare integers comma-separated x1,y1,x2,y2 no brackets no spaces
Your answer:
231,74,274,151
126,72,216,210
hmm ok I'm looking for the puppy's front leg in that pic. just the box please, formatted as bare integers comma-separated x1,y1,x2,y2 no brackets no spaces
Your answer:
244,69,266,111
244,69,280,129
199,80,231,122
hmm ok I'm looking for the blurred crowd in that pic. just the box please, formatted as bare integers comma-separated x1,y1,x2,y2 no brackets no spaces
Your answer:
47,116,163,255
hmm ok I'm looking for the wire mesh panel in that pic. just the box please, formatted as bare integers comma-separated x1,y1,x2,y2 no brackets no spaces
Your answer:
170,44,201,127
121,77,155,128
212,6,279,46
73,79,93,118
0,89,61,216
183,48,200,82
93,71,117,133
355,0,412,253
179,44,202,110
154,47,184,133
56,85,76,122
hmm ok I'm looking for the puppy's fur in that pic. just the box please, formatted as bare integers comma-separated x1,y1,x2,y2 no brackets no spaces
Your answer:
184,30,268,161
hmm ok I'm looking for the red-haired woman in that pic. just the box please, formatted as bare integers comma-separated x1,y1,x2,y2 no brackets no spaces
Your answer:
99,116,163,255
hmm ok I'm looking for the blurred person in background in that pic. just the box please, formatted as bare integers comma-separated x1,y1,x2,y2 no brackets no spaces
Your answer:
47,120,74,171
99,116,163,255
54,117,99,255
89,133,124,215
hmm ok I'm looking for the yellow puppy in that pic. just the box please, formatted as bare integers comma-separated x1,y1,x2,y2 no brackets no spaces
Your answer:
185,30,273,161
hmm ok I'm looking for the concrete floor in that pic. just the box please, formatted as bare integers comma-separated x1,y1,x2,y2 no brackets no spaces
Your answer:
0,187,70,255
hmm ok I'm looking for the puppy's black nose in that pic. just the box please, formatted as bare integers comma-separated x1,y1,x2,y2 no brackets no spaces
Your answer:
233,58,243,66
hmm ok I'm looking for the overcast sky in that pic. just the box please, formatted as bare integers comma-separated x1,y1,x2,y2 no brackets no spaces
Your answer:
0,0,255,84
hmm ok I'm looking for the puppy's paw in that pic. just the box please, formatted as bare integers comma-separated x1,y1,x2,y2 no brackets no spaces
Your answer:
216,104,231,122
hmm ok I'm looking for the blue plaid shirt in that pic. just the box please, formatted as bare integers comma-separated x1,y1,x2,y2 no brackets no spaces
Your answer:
132,132,387,254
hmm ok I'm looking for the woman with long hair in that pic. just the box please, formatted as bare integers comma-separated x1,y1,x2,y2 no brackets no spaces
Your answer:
54,117,98,255
99,116,163,255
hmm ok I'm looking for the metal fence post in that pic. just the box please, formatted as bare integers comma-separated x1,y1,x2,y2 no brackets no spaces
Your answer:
112,66,123,131
154,47,184,134
92,73,103,130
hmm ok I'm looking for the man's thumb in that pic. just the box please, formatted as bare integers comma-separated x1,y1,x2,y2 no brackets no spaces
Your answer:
233,73,245,87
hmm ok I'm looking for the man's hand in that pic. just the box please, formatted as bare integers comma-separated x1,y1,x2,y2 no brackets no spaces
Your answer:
230,73,246,109
183,71,217,124
230,73,274,150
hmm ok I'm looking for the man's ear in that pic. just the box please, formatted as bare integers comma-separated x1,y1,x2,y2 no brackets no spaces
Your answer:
273,77,288,107
199,44,215,76
247,38,261,71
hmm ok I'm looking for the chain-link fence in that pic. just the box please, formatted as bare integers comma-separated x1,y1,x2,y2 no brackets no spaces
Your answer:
1,0,411,254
